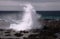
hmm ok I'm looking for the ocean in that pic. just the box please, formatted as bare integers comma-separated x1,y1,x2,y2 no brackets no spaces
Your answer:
0,11,60,23
37,11,60,19
0,11,60,19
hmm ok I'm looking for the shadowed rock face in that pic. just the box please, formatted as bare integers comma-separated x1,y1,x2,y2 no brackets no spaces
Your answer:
0,20,10,29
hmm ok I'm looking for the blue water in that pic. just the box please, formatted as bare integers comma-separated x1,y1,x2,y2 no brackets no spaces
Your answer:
0,11,60,19
37,11,60,19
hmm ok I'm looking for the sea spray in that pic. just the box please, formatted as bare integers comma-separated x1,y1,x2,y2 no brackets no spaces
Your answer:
10,3,42,31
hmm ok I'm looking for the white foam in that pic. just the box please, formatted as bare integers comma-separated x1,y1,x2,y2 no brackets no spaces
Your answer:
10,3,42,31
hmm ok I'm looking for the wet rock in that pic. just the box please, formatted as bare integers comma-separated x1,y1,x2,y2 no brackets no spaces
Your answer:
14,32,23,37
23,37,28,39
0,29,4,31
30,29,41,33
28,34,40,39
20,31,29,33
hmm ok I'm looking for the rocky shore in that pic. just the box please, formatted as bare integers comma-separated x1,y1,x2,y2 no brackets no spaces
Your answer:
0,19,60,39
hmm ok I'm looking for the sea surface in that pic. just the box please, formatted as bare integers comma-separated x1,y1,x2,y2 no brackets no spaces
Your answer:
0,11,60,19
37,11,60,19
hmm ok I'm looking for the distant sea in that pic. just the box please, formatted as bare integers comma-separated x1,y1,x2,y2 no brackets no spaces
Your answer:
37,11,60,19
0,11,60,19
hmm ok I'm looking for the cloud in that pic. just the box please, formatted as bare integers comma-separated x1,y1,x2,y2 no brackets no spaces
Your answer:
33,2,60,11
0,0,60,2
12,0,60,3
0,0,60,11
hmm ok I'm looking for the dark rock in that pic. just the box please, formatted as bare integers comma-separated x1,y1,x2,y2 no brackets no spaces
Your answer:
20,31,28,33
23,37,28,39
14,33,23,37
0,29,4,31
30,29,41,33
28,34,40,38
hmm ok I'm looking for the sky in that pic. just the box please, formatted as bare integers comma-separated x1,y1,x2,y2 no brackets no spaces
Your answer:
0,0,60,11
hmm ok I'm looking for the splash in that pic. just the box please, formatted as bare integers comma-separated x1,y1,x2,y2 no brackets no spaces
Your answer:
10,3,42,31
